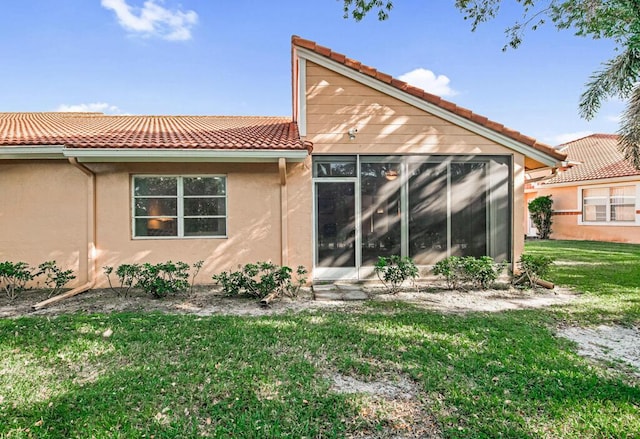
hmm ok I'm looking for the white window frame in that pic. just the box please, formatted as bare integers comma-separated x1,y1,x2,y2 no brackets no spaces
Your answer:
131,174,227,239
578,182,639,226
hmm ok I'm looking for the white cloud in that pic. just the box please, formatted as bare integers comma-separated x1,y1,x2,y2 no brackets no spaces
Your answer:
56,102,123,114
549,131,594,146
398,68,457,97
101,0,198,41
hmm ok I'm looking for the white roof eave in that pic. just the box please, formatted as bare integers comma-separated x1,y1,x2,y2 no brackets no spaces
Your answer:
0,146,309,163
0,145,66,159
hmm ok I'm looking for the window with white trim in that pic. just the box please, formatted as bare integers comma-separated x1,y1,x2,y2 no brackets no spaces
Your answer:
132,176,227,238
582,185,635,222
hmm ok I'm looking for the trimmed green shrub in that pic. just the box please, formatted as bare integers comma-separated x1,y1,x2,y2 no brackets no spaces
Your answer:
135,261,190,299
514,253,554,288
36,260,76,298
213,261,307,301
374,255,419,294
462,256,506,289
432,256,464,290
104,264,141,297
104,260,198,298
0,261,35,302
433,255,506,290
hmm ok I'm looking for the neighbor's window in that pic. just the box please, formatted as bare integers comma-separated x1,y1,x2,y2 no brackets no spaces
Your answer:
583,186,635,222
133,176,227,238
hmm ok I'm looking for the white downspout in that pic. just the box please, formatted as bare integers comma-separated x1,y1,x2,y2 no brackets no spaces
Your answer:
33,157,96,309
279,158,289,267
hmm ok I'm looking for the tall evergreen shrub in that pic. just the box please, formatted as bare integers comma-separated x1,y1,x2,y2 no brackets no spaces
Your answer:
528,195,553,239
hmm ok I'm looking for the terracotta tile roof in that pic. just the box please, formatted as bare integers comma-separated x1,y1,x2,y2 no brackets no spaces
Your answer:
292,35,566,163
543,134,640,184
0,112,310,151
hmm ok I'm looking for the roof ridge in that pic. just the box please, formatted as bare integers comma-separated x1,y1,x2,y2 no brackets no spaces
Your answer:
593,133,618,137
0,113,293,119
291,35,566,163
94,115,292,118
0,112,104,114
558,133,618,147
0,113,307,151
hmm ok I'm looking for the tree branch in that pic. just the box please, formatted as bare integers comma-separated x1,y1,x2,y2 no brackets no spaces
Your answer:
343,0,393,21
579,48,640,119
618,83,640,168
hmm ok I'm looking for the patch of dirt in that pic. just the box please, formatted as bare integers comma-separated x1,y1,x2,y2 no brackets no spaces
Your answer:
331,374,417,400
0,284,580,319
0,285,574,319
329,373,442,438
0,286,347,318
557,325,640,378
366,286,578,314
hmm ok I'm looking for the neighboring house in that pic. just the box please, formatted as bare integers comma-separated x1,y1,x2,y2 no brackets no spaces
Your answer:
525,134,640,243
0,36,565,292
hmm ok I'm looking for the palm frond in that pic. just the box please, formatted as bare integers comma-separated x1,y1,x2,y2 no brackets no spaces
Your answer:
579,49,640,120
618,84,640,170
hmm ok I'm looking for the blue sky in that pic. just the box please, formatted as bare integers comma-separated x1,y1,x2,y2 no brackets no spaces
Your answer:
0,0,624,145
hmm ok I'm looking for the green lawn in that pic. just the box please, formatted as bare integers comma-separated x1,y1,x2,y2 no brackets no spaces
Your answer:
526,239,640,325
1,240,639,438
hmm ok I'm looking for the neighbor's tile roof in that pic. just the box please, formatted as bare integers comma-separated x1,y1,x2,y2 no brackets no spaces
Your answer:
292,35,566,163
0,112,310,151
544,134,640,184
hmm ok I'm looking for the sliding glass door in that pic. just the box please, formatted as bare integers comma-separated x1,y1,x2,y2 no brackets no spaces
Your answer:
360,161,402,265
315,182,356,268
450,162,488,257
313,157,358,279
407,162,448,264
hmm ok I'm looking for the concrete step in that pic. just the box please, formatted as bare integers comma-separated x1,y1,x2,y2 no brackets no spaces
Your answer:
313,284,369,301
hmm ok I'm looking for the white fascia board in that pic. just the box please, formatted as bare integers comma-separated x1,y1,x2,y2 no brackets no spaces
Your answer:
0,145,65,159
296,48,559,168
297,57,307,137
64,148,309,163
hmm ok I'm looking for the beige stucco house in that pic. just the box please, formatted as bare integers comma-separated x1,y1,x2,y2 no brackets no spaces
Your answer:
526,134,640,243
0,36,565,295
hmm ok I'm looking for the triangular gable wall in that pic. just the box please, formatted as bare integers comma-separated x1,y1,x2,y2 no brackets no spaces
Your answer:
292,38,564,170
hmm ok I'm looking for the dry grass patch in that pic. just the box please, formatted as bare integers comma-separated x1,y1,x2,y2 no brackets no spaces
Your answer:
329,372,442,438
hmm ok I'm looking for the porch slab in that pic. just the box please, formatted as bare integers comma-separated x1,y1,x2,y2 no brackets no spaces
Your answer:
313,284,369,301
